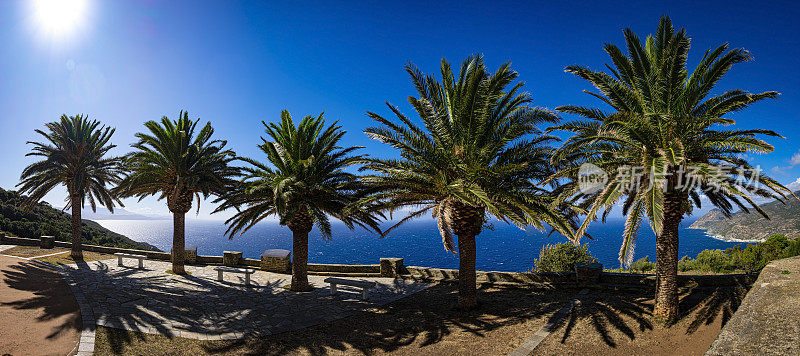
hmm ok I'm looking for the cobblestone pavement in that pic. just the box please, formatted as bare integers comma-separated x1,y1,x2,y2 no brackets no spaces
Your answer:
63,259,430,340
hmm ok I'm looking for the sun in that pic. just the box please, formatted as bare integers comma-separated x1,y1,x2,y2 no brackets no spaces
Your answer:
32,0,88,39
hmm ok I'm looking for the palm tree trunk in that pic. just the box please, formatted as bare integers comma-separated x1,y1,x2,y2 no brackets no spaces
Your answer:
654,193,683,323
457,233,478,310
451,201,484,311
172,212,186,274
290,228,312,291
70,196,83,260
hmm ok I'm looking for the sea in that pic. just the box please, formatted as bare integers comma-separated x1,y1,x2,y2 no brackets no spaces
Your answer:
95,218,752,272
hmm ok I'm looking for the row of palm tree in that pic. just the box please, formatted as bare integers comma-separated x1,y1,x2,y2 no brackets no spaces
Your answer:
17,16,791,322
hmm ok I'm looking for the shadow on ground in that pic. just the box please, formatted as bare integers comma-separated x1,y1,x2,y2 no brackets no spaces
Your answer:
94,283,574,355
1,260,82,339
196,284,572,355
556,283,749,348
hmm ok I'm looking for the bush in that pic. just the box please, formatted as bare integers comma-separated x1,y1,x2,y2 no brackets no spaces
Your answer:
695,249,733,273
729,244,765,273
780,239,800,259
641,234,799,275
678,255,697,272
534,242,597,272
629,256,656,273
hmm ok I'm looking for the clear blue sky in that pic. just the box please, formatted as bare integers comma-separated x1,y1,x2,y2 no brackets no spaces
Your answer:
1,0,798,219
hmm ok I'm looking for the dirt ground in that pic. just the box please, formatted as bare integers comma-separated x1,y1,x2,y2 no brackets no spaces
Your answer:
534,286,748,356
0,255,82,356
95,284,576,355
93,283,746,356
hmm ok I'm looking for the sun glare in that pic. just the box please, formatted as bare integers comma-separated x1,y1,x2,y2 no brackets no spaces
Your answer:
32,0,88,39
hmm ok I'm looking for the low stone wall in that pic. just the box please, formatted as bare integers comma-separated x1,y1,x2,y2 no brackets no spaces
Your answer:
404,266,575,284
706,256,800,355
308,263,380,273
403,265,755,288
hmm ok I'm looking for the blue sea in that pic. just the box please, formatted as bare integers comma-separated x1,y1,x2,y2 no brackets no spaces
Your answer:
96,218,752,272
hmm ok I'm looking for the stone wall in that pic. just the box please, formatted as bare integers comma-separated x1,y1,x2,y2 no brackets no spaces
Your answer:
402,265,755,288
706,256,800,355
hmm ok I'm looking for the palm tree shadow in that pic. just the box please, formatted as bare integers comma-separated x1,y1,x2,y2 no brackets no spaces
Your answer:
201,284,575,355
558,289,653,347
1,260,82,339
555,284,750,348
679,284,749,335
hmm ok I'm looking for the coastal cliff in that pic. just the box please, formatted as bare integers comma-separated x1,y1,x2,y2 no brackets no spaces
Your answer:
689,193,800,242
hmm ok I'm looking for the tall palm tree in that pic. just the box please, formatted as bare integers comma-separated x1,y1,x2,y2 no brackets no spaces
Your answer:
115,111,237,274
549,16,791,323
215,111,381,291
18,114,123,259
360,56,573,310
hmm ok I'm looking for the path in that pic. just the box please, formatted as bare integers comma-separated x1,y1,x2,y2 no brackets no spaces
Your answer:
64,259,430,340
706,256,800,355
0,254,82,355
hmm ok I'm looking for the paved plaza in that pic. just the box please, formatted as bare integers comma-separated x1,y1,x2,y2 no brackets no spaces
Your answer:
62,259,430,340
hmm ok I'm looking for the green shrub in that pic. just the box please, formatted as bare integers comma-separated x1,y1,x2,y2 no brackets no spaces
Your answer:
629,256,656,273
534,242,597,272
780,239,800,259
761,234,790,261
730,244,765,273
695,249,733,273
678,255,698,272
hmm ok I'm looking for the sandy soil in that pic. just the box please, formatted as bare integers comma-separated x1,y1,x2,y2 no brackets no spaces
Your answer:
534,286,748,356
0,255,82,356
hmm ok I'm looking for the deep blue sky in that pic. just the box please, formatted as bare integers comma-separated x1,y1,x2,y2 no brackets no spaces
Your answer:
1,0,799,219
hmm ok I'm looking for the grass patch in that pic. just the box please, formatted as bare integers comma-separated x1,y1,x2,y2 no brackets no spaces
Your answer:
1,245,70,258
35,251,115,265
781,270,791,275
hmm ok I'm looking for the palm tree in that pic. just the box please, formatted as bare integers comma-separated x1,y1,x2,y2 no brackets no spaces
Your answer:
215,111,381,291
115,111,237,274
549,16,792,323
360,56,574,310
18,114,123,259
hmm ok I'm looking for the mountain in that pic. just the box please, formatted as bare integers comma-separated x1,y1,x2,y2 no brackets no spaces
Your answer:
74,206,164,220
689,193,800,242
0,187,158,251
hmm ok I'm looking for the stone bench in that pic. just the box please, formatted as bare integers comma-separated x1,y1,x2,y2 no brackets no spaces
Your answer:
324,277,376,300
214,266,255,285
114,253,147,269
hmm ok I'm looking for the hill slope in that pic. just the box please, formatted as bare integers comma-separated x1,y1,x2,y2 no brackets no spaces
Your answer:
0,188,158,251
689,194,800,242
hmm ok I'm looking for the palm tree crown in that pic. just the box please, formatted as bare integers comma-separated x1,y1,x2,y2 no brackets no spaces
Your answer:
18,114,122,211
217,111,381,237
362,55,570,249
116,111,237,212
18,114,123,259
